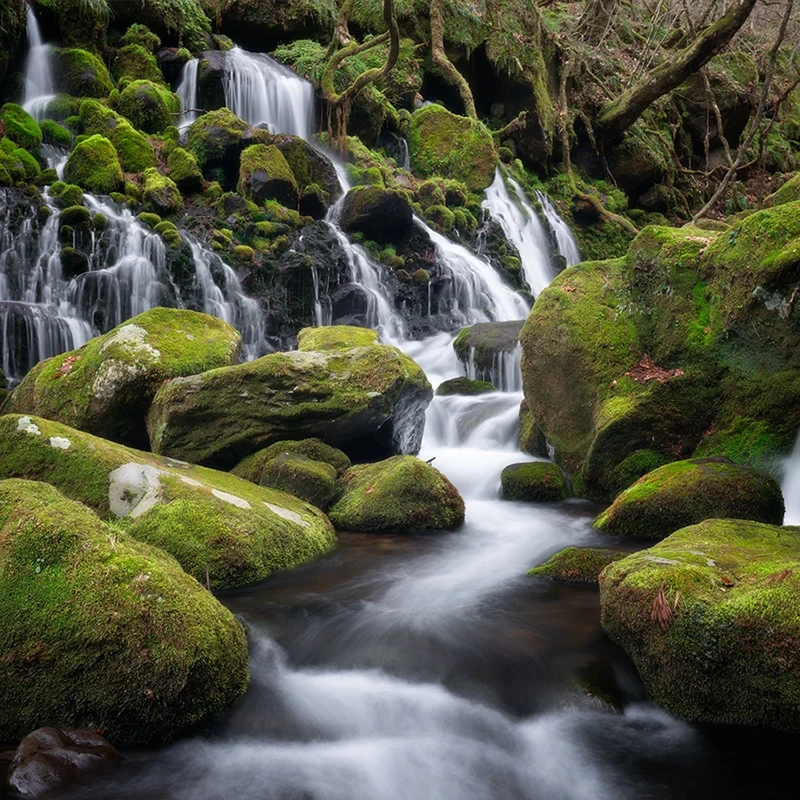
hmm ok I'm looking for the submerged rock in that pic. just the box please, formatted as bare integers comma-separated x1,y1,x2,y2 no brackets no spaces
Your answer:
6,728,119,798
600,519,800,731
594,457,785,539
529,547,626,583
501,462,570,502
329,455,465,533
147,327,432,468
0,479,249,745
7,308,241,449
0,415,336,589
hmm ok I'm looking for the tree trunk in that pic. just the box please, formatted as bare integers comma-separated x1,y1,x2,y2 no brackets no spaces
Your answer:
579,0,618,43
430,0,477,119
596,0,758,142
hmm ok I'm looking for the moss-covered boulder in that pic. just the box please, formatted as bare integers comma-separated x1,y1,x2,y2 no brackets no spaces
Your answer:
529,547,626,583
1,104,42,150
600,519,800,731
338,185,413,245
147,328,433,468
436,377,496,396
216,0,335,46
232,438,351,480
272,133,341,210
0,416,336,589
408,104,498,192
120,23,161,53
168,146,203,192
142,167,183,215
188,108,248,178
453,321,524,384
594,458,784,539
329,455,465,533
296,325,378,351
521,210,800,501
253,453,339,510
118,80,179,134
501,462,570,502
0,478,249,745
54,48,114,98
39,119,72,147
238,143,298,206
7,309,240,449
79,99,156,173
113,44,164,84
63,135,123,194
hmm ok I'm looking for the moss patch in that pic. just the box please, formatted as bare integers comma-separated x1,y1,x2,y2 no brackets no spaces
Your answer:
529,547,626,583
501,461,570,502
63,134,124,194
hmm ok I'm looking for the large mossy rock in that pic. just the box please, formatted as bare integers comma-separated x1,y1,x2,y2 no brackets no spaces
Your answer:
53,48,114,98
594,457,785,539
232,438,351,480
216,0,335,48
501,462,570,502
188,107,249,182
147,326,433,468
521,208,800,501
529,546,626,583
238,143,298,206
79,98,156,173
329,456,465,533
142,167,183,215
1,104,42,150
168,146,203,192
0,478,249,745
7,309,241,449
255,453,339,511
117,79,180,134
600,519,800,731
337,185,413,245
408,104,498,192
63,134,124,194
113,43,165,84
0,415,336,589
272,133,341,208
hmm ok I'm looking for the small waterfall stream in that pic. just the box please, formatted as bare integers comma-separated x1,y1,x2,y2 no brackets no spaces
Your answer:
783,434,800,524
176,58,200,129
21,3,55,120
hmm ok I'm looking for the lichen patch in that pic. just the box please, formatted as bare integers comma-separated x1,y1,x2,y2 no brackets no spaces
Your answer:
264,501,308,526
109,463,163,518
17,417,41,435
211,489,251,509
49,436,71,450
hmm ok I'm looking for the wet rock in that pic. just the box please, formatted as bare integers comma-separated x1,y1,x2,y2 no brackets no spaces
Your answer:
6,728,119,798
197,50,227,110
453,320,524,382
238,143,298,206
529,547,626,583
501,462,570,502
435,377,496,396
338,185,413,245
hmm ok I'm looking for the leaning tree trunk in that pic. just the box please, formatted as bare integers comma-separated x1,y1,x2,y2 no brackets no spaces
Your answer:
596,0,758,142
430,0,477,119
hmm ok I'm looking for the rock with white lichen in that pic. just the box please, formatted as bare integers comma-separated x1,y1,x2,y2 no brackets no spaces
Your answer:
0,414,336,589
6,308,241,449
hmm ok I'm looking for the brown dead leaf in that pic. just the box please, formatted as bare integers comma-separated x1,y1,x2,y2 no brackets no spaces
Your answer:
625,354,684,385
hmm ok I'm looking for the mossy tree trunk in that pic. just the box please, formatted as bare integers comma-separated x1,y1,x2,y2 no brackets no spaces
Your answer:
321,0,400,147
596,0,758,142
430,0,477,119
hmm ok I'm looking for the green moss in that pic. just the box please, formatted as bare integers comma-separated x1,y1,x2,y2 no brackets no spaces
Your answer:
63,134,124,194
238,143,298,204
297,325,378,351
43,95,79,122
435,377,495,396
79,99,157,172
594,458,785,539
168,146,202,191
12,148,40,181
143,167,183,215
188,108,248,170
0,478,249,746
0,416,336,590
137,211,162,229
7,308,240,448
51,182,84,207
39,119,72,148
501,461,570,502
329,456,464,533
153,220,182,249
1,103,42,150
253,453,339,510
119,23,161,52
408,104,497,192
600,519,800,730
113,44,164,84
765,173,800,207
54,48,114,97
233,438,351,480
118,80,180,134
425,204,455,231
529,547,626,583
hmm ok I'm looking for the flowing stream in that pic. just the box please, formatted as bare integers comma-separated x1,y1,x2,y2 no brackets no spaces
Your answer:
7,21,800,800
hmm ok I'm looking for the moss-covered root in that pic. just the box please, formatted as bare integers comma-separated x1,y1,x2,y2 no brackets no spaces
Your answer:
0,478,249,746
529,547,626,583
501,462,570,502
0,414,336,590
329,455,465,533
594,457,785,539
600,519,800,731
7,308,241,450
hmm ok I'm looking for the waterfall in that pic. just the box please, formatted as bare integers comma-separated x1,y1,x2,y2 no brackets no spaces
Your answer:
537,190,581,267
176,58,200,129
783,433,800,525
22,3,56,120
223,48,315,138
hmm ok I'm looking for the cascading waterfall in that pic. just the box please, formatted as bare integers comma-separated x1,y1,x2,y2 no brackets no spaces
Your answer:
21,3,55,120
176,58,200,129
537,190,581,267
783,433,800,524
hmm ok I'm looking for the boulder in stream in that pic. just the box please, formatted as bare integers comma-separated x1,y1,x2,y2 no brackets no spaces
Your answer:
435,377,496,396
147,326,432,468
232,438,351,479
501,462,570,502
594,457,785,539
528,547,626,583
329,455,465,533
337,185,413,245
600,518,800,731
7,308,242,450
0,414,336,589
0,479,249,745
453,321,524,386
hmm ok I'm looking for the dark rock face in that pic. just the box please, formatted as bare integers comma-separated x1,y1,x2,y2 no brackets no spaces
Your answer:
6,728,119,798
338,186,414,245
197,50,227,111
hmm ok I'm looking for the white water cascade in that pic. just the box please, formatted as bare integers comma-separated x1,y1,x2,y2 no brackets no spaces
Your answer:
21,3,55,120
537,190,581,268
176,58,200,129
783,433,800,524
